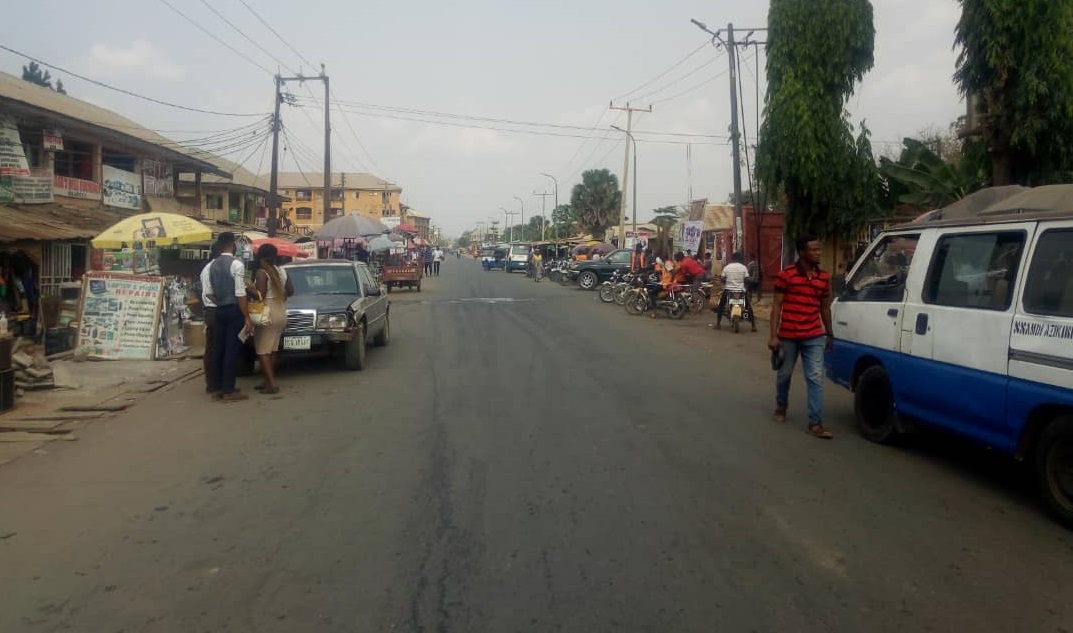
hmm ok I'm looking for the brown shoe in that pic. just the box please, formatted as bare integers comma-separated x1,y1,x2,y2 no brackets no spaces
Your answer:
218,391,248,401
807,424,834,439
773,407,787,423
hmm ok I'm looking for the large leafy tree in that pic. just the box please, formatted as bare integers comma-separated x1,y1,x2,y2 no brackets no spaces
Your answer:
570,169,622,241
22,62,66,94
954,0,1073,185
550,204,579,238
879,137,987,210
756,0,881,238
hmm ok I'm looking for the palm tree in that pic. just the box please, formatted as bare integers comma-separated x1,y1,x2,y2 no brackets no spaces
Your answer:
879,138,981,210
570,169,622,241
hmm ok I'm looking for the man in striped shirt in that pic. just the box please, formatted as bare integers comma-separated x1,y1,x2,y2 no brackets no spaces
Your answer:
768,236,835,439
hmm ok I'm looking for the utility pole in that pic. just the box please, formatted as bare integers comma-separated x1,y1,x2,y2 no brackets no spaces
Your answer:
532,190,552,241
267,68,331,237
513,196,524,241
691,19,766,256
609,102,651,248
268,75,283,237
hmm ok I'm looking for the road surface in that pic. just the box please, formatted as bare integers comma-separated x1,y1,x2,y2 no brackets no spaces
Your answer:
1,259,1070,632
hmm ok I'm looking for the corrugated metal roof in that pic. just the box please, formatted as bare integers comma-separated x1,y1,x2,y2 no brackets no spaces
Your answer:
0,71,229,177
0,203,126,242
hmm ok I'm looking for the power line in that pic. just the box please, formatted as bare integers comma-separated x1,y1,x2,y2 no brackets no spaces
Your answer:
196,0,299,75
613,39,712,102
649,67,732,105
156,0,274,75
554,105,609,180
0,44,267,117
629,54,723,103
329,87,383,175
236,0,317,70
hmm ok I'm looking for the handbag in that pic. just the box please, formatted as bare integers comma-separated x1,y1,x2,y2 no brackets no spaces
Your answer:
248,289,272,327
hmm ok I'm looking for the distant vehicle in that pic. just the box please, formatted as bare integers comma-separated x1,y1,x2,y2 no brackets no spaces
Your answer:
481,246,506,270
505,243,531,273
567,248,632,290
275,260,390,371
827,210,1073,527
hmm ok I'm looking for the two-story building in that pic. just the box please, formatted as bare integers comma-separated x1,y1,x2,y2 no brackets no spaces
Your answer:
0,70,226,307
177,156,275,230
272,172,402,232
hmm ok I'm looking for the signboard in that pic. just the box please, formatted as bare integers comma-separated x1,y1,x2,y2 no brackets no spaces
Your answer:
0,115,29,176
54,174,102,200
682,220,704,253
103,165,142,210
296,242,317,259
381,216,401,229
75,272,164,360
8,174,53,203
42,129,63,151
142,159,174,196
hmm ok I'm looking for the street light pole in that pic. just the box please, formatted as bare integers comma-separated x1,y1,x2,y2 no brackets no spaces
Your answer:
499,206,513,243
540,172,559,248
513,195,525,241
611,125,638,245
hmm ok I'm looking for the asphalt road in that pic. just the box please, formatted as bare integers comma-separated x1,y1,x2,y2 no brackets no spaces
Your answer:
1,258,1071,633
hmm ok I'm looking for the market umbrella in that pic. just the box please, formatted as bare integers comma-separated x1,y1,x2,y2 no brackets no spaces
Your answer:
252,237,308,258
367,235,395,252
91,212,213,249
571,243,593,256
386,232,405,242
589,242,617,256
314,213,388,241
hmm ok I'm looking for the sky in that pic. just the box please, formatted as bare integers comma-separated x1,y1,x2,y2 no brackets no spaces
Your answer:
2,0,964,237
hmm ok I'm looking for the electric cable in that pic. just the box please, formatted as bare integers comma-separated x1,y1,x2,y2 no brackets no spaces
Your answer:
156,0,274,75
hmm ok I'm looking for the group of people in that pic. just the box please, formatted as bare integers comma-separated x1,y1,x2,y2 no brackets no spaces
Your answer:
199,231,294,402
422,246,446,276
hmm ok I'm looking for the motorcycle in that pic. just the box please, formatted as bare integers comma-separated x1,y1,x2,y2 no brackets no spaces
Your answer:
623,282,690,319
598,270,623,303
717,289,754,333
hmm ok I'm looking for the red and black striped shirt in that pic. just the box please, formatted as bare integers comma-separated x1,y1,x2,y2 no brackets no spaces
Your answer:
774,262,831,340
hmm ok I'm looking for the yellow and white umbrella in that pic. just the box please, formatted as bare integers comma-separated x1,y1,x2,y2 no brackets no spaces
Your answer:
91,212,214,250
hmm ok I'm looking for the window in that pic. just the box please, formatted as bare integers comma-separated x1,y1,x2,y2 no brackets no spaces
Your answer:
296,189,312,201
842,234,920,302
923,231,1025,310
331,188,344,200
295,207,313,220
288,266,358,296
1023,228,1073,317
330,208,344,219
607,251,630,264
356,266,378,294
53,140,93,179
205,194,224,210
354,191,360,199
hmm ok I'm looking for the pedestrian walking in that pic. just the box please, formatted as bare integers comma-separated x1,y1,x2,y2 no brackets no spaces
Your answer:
433,247,444,275
423,246,434,276
251,244,294,395
768,236,834,439
199,242,221,395
204,232,253,402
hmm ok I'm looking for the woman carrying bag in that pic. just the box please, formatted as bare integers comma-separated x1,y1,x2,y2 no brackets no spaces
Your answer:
251,244,294,394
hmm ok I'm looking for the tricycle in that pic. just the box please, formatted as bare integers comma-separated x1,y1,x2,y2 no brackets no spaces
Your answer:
380,253,423,292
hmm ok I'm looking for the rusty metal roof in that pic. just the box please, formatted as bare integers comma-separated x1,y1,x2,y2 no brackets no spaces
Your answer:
0,203,127,243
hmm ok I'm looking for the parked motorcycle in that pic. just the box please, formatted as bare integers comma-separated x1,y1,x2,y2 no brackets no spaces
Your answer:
598,270,623,303
623,282,690,319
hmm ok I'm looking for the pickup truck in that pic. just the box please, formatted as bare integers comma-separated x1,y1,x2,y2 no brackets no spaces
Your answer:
267,259,390,371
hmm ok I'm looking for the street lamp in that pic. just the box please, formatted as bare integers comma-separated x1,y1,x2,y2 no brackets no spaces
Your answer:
540,172,558,241
611,124,638,246
513,195,525,241
498,206,515,242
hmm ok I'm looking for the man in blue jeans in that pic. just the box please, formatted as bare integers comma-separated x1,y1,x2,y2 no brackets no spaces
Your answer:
204,232,253,401
768,236,834,439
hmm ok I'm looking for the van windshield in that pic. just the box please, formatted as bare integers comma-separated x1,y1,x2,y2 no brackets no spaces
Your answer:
511,245,531,256
848,234,920,300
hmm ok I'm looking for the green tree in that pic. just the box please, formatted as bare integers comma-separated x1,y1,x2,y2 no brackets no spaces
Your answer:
22,62,53,88
880,138,979,210
756,0,881,239
954,0,1073,185
551,204,579,238
570,169,622,241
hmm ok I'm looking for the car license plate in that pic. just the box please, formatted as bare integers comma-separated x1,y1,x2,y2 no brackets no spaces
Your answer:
282,335,311,350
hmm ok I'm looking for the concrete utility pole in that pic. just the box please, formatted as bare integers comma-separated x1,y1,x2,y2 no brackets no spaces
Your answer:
532,190,552,240
267,69,332,237
611,125,638,243
540,172,559,244
513,196,525,241
609,102,651,247
691,19,766,256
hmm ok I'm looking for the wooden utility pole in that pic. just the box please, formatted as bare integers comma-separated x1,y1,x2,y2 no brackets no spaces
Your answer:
610,102,651,247
266,69,331,237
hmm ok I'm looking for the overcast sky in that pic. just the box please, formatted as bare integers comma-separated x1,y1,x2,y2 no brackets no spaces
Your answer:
3,0,963,236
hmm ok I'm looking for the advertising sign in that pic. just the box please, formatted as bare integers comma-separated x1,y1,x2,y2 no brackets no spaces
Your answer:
9,174,53,203
103,165,142,210
682,220,704,253
42,129,63,151
54,174,102,200
0,115,29,176
381,216,401,229
75,272,164,360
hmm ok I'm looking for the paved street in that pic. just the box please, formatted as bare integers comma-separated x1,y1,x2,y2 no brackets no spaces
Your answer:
1,259,1070,633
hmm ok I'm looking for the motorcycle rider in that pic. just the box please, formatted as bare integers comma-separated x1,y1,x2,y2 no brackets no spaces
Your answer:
714,252,756,331
674,251,707,294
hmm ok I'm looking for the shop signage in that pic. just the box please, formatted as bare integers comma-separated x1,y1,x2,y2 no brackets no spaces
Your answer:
42,129,63,151
8,174,54,203
54,174,102,200
682,220,704,253
142,159,173,196
381,216,401,229
0,115,30,176
75,272,164,360
103,165,142,210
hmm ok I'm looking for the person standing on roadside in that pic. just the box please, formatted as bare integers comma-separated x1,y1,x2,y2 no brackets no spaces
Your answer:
199,242,221,395
768,236,834,439
205,232,253,402
433,247,444,275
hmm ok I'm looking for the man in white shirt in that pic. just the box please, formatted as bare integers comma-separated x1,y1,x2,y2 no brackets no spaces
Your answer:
714,252,756,331
433,248,445,276
199,243,220,394
203,232,253,401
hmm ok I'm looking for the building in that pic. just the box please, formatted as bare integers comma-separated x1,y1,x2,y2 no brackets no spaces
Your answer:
177,156,276,231
271,172,402,232
0,70,226,300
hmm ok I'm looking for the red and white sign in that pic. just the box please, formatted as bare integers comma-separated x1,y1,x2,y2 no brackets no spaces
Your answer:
54,174,102,200
42,129,63,151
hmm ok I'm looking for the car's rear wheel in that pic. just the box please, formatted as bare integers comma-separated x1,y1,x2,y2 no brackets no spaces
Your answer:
578,271,598,290
344,322,366,371
1036,415,1073,529
854,365,898,443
